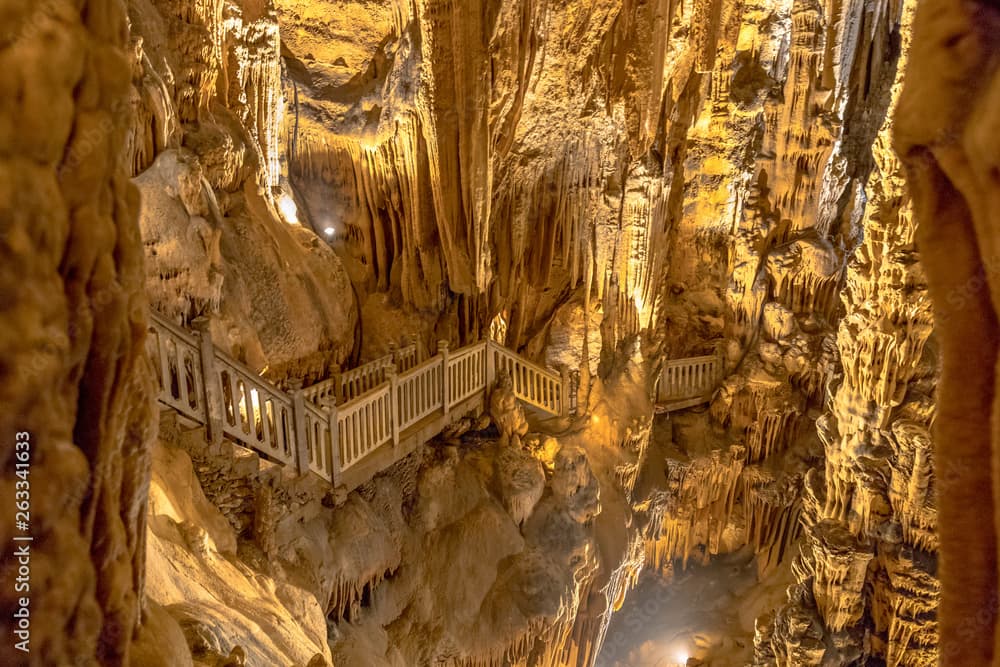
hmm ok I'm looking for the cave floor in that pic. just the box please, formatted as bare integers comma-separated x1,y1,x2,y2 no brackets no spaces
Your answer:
597,548,794,667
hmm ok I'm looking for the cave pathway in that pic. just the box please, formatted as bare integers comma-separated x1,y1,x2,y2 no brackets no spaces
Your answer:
146,309,722,493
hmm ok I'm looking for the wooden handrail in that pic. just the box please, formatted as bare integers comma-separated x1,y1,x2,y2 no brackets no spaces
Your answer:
303,341,422,406
657,352,724,407
662,353,719,369
336,384,393,471
149,311,723,486
396,354,445,432
489,341,564,416
487,340,560,381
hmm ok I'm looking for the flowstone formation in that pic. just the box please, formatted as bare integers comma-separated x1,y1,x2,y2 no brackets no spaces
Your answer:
126,0,359,384
144,380,619,667
624,0,941,663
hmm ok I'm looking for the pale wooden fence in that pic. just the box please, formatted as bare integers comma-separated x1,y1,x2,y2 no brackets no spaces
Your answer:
302,337,419,407
656,353,724,410
147,311,575,487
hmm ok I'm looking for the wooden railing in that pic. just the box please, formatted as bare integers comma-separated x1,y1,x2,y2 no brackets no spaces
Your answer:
215,348,296,466
392,337,420,372
146,315,206,424
656,353,724,408
148,311,575,488
303,338,420,407
448,341,488,408
395,355,445,432
337,384,394,471
491,344,567,416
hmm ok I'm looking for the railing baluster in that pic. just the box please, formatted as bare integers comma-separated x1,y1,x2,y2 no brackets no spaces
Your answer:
362,403,371,458
439,341,450,417
329,402,341,486
354,407,362,461
289,379,311,475
560,367,570,416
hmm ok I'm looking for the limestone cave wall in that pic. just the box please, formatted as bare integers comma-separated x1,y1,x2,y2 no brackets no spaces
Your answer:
755,4,940,663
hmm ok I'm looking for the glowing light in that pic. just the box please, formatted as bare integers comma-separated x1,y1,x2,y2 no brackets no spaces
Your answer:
324,227,335,237
278,192,300,225
672,648,689,665
591,415,600,425
632,287,646,313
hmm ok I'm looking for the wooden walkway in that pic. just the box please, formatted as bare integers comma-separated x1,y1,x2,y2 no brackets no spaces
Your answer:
146,311,574,490
147,311,724,489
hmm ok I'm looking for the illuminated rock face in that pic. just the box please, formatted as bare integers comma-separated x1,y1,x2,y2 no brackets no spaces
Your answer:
127,0,359,384
754,4,941,664
279,0,676,350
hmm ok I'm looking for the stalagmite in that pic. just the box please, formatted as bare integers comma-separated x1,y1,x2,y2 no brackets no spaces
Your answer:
760,1,940,662
807,519,875,632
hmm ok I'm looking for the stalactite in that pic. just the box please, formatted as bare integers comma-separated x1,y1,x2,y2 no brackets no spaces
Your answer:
327,568,395,623
644,445,745,571
746,406,802,463
614,419,653,499
546,534,646,667
290,116,446,310
222,4,283,188
151,0,225,122
765,237,844,320
742,467,804,576
446,618,554,667
887,421,937,553
125,39,181,178
870,545,939,667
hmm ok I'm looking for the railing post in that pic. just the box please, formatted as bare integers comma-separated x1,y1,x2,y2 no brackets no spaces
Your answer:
288,378,311,476
330,363,343,404
560,365,570,418
387,366,400,447
328,401,342,487
486,341,497,391
388,341,399,369
410,334,420,363
439,340,450,418
192,316,223,448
